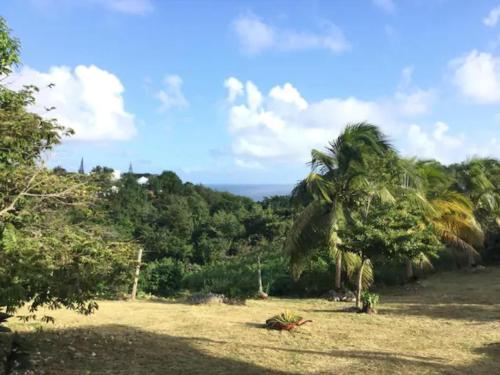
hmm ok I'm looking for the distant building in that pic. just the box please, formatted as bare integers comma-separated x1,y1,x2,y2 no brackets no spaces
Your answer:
137,176,148,185
78,158,85,174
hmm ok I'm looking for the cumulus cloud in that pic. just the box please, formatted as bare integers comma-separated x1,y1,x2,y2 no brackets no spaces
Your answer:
372,0,395,13
224,77,244,102
483,5,500,27
451,50,500,103
225,78,392,164
405,122,464,164
224,75,494,167
232,13,349,55
8,65,137,141
156,74,189,110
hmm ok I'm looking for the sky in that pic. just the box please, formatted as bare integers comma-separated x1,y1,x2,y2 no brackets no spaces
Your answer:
1,0,500,184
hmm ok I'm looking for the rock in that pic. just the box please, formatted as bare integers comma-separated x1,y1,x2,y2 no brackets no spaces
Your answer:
257,291,268,299
324,290,356,302
187,292,225,305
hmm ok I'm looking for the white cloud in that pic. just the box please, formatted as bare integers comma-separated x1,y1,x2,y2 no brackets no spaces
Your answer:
226,80,393,164
451,50,500,103
483,5,500,27
223,75,496,166
405,122,464,164
232,13,349,55
372,0,395,13
269,83,308,110
8,65,137,141
224,77,244,102
394,89,435,116
156,74,189,110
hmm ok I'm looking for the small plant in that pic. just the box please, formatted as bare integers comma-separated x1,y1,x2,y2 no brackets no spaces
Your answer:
360,291,379,313
265,310,311,330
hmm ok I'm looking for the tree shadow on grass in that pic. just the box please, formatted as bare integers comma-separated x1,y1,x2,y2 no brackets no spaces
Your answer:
379,302,500,322
14,325,500,374
303,302,500,322
17,324,289,374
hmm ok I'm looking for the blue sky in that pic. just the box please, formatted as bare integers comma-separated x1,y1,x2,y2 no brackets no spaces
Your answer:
2,0,500,184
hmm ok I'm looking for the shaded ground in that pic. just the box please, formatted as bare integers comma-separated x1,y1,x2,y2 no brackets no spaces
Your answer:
6,267,500,374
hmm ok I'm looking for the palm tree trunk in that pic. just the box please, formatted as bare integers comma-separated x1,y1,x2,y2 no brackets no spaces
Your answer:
257,254,264,294
405,259,414,280
335,253,342,290
356,257,366,310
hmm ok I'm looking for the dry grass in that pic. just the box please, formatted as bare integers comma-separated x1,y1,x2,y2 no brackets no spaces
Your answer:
7,267,500,374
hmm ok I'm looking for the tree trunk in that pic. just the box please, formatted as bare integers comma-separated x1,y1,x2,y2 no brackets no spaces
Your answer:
356,258,366,310
131,247,143,300
405,259,414,280
257,254,264,294
335,253,342,290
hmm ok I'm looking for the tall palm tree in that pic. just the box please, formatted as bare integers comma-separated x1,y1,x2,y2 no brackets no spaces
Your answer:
285,123,395,303
408,161,485,269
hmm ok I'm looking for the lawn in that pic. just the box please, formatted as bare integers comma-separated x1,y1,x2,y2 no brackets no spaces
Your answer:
6,267,500,374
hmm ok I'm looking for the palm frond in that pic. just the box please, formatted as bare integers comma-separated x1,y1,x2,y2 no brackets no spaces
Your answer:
306,172,333,204
310,149,336,175
341,252,374,289
411,252,434,272
284,200,329,280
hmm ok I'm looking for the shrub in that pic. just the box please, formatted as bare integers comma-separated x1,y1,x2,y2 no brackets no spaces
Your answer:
140,258,185,297
361,291,379,311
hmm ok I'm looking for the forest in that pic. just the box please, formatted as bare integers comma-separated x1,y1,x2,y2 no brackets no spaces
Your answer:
1,14,500,374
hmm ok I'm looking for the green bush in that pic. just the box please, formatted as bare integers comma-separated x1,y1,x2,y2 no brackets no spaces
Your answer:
140,258,185,297
361,291,379,309
183,259,256,298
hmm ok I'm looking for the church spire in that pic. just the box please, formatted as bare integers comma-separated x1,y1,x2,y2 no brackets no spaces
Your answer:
78,157,85,174
128,162,133,174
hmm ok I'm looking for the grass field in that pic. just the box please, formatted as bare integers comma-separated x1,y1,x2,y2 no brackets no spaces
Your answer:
6,267,500,374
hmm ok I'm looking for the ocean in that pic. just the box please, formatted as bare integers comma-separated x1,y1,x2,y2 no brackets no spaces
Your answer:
207,184,295,201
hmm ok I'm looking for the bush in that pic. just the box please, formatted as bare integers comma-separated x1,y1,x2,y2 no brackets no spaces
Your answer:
140,258,185,297
183,259,256,298
360,291,379,310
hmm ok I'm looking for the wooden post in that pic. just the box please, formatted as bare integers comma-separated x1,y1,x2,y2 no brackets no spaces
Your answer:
257,254,263,294
131,247,143,300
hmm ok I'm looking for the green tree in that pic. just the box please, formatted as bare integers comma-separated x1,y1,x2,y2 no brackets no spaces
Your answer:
0,17,135,317
285,123,396,296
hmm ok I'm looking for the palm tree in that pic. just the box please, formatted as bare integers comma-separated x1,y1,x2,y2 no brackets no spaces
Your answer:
451,158,499,247
408,161,485,269
285,123,395,307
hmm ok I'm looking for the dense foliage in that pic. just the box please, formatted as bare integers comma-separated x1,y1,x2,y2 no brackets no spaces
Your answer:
0,18,136,318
